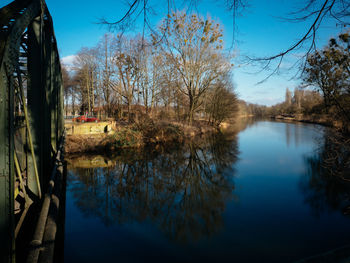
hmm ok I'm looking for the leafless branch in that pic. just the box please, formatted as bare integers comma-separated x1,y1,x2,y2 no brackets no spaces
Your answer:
98,0,349,80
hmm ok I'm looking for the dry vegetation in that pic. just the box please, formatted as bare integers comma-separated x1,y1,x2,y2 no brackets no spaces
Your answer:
65,118,220,154
63,11,239,155
63,12,237,129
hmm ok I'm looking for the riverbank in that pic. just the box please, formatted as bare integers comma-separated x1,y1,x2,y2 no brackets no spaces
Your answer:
272,114,345,129
65,119,219,154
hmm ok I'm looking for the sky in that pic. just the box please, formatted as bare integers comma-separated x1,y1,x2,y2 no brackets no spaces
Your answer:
1,0,343,105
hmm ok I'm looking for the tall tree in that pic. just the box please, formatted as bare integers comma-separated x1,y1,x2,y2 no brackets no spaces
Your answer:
285,88,292,106
293,88,304,112
73,47,98,114
138,43,162,115
160,12,232,125
61,64,72,116
113,35,142,122
96,33,117,117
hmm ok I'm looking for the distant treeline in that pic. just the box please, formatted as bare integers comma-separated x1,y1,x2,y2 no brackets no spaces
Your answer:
238,87,323,118
239,31,350,133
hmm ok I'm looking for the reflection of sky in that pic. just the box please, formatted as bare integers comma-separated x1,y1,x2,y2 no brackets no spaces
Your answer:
236,121,321,176
229,121,350,262
64,121,350,263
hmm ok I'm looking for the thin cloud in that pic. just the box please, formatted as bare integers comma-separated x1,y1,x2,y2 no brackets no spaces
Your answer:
61,55,76,70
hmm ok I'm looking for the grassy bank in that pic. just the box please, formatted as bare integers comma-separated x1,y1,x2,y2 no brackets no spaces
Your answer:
272,114,346,129
65,119,218,154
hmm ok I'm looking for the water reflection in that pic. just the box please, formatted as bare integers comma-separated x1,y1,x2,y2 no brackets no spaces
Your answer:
300,129,350,217
65,120,350,263
67,132,239,242
284,122,322,147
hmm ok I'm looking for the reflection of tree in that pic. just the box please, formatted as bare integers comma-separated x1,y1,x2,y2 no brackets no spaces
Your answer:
300,130,350,217
230,116,258,134
68,134,239,242
285,122,321,148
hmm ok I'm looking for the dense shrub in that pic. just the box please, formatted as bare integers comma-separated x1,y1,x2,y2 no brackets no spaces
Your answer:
134,117,184,144
109,128,143,148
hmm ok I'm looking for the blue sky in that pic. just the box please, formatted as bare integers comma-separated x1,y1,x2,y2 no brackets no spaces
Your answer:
1,0,342,105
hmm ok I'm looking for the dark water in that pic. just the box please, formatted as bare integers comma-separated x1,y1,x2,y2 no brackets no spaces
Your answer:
64,120,350,263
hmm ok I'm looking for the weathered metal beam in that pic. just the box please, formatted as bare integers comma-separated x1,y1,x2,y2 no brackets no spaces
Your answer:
26,133,65,263
16,63,41,198
0,1,42,262
27,15,44,196
0,0,65,261
0,54,15,263
57,52,65,141
0,0,33,66
42,17,54,186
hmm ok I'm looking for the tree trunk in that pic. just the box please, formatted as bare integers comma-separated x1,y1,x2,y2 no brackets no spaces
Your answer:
188,95,194,126
128,102,131,123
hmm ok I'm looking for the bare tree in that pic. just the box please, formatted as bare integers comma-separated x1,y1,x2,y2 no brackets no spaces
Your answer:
96,33,118,117
73,47,98,114
205,74,238,127
61,63,72,116
160,12,232,125
136,42,163,115
157,51,185,120
100,0,349,78
113,35,142,122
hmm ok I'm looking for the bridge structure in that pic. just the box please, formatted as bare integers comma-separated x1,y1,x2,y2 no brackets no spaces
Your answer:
0,0,65,262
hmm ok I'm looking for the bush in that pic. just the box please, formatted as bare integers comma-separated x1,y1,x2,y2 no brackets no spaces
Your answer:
134,117,184,144
109,128,143,148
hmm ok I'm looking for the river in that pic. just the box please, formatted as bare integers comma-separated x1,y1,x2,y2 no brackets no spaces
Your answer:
64,120,350,263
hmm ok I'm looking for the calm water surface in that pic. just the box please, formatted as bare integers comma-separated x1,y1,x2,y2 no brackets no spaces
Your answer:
64,120,350,262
